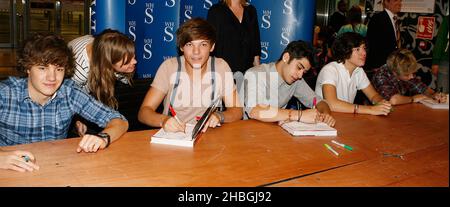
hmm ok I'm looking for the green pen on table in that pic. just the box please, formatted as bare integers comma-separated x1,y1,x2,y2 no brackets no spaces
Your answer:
374,101,394,112
331,140,353,151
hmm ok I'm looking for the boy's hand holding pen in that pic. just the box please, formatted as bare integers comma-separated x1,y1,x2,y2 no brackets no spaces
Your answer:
434,87,447,103
165,105,186,133
373,100,393,115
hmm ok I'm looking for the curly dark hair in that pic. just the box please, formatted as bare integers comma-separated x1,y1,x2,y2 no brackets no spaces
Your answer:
17,34,74,77
332,32,366,63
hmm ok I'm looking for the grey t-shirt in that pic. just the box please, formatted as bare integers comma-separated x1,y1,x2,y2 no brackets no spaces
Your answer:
242,62,322,117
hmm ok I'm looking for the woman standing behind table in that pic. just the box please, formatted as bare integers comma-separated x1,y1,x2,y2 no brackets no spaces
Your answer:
207,0,261,75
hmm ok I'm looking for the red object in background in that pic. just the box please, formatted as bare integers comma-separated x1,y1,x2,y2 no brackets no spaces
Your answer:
416,16,435,40
419,41,427,49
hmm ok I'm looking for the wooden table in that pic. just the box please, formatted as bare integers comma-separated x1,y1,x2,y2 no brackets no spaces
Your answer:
0,104,448,187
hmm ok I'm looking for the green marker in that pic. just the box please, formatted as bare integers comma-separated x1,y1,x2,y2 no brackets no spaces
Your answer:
374,102,394,112
331,140,353,151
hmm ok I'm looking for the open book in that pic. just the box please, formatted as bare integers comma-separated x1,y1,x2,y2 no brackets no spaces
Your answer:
151,124,197,147
419,99,449,110
150,98,221,147
281,121,337,136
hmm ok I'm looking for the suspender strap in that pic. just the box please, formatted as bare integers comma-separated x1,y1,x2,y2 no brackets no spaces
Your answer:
169,56,183,107
210,56,216,101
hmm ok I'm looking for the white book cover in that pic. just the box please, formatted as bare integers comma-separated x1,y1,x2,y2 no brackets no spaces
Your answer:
151,124,197,147
281,121,337,136
419,99,449,110
151,98,221,147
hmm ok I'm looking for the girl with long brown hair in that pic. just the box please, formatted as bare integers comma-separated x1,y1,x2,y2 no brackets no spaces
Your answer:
69,29,137,109
68,29,136,136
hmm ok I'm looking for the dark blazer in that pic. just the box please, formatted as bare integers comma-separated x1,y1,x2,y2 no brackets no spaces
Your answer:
366,10,399,72
329,11,347,33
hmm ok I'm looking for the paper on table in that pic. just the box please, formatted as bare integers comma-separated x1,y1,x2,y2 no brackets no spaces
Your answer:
281,121,337,136
419,99,449,110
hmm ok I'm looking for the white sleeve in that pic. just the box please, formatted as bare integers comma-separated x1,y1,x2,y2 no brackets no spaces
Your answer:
315,64,338,98
318,65,338,86
356,70,371,90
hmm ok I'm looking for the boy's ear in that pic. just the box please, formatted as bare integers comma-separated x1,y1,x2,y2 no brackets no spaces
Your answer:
282,53,290,63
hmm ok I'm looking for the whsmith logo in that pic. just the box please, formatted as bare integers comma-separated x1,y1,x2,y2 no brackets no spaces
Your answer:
128,0,136,5
163,56,174,60
280,27,291,46
260,42,270,61
261,10,271,29
203,0,213,9
164,22,175,42
184,5,193,20
165,0,176,7
128,21,137,41
283,0,293,15
90,0,96,33
143,38,153,60
145,3,154,24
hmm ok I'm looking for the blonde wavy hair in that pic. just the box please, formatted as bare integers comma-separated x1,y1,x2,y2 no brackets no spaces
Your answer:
386,49,418,76
88,29,135,109
222,0,249,6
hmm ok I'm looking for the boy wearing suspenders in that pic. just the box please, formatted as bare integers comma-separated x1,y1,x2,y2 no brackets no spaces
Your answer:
138,18,243,133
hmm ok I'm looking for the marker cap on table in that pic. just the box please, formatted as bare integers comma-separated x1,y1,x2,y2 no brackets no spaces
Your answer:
324,144,339,156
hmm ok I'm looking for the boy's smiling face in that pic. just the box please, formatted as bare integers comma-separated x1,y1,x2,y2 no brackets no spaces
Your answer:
27,64,65,104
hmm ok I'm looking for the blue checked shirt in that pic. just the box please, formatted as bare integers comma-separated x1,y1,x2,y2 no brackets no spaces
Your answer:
0,77,127,146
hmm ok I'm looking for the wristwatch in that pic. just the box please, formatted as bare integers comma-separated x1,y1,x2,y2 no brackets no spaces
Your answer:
97,132,111,148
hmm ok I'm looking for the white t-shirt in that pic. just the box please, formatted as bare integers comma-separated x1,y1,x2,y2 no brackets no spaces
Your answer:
315,61,370,103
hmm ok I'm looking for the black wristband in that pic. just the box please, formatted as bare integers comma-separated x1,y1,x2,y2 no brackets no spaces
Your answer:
97,132,110,148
